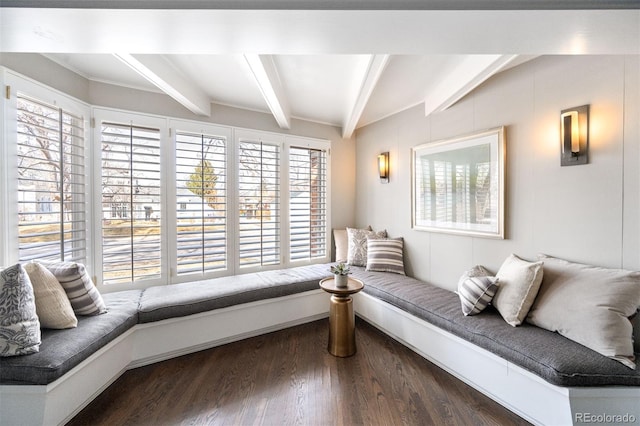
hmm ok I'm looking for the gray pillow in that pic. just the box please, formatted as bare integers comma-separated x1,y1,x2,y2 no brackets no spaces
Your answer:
44,262,107,316
527,254,640,369
0,263,41,356
456,265,498,316
366,237,405,275
346,227,386,267
457,265,492,289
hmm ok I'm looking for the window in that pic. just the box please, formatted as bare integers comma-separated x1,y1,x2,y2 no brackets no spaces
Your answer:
4,73,331,287
289,146,327,261
175,130,228,275
237,138,281,268
16,93,87,263
100,121,162,285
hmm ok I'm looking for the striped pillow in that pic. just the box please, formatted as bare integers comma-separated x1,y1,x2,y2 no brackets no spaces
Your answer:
458,276,499,316
45,262,107,316
366,237,405,275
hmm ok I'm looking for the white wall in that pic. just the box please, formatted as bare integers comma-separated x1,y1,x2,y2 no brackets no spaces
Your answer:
355,55,640,290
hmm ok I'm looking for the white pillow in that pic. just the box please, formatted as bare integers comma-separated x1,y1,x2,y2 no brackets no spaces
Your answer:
527,254,640,369
0,263,41,356
333,229,348,263
633,309,640,355
493,254,544,326
25,262,78,329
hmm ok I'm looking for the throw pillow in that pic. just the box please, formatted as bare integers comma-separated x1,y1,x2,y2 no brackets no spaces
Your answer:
457,265,492,290
333,229,349,263
633,309,640,355
346,227,386,267
527,254,640,369
366,237,405,275
45,262,107,316
24,262,78,329
0,263,41,356
458,276,499,316
492,254,544,327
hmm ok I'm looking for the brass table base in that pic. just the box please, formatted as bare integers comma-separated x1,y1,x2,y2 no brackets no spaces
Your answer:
319,276,364,358
328,294,356,357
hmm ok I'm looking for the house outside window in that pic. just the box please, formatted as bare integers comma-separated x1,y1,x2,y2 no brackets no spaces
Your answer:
3,74,330,289
15,92,88,264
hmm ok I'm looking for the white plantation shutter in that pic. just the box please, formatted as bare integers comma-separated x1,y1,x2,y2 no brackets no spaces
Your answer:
175,131,227,275
16,93,87,263
434,160,453,223
289,146,327,261
237,140,280,268
100,122,162,285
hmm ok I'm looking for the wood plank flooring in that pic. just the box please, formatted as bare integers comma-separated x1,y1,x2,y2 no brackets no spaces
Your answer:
67,318,530,426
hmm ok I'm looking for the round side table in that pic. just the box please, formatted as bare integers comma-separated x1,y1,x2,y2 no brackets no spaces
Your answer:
319,276,365,357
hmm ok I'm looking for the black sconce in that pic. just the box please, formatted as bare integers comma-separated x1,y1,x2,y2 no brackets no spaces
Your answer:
378,152,389,183
561,105,589,166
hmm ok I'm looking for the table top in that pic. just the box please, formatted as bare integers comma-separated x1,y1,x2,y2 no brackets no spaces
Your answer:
319,276,364,295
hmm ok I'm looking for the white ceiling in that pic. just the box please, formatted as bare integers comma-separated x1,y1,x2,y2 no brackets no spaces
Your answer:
2,5,639,137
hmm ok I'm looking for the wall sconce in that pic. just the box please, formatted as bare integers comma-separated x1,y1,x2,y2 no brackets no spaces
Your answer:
560,105,589,166
378,152,389,183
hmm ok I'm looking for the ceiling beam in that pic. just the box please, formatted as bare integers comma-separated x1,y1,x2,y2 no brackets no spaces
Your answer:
113,53,211,116
342,54,390,139
424,54,518,117
244,54,291,130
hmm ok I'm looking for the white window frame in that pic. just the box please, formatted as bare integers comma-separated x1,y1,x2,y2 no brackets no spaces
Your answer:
234,129,285,273
92,108,168,292
286,135,331,265
2,69,331,290
1,69,91,268
169,119,233,284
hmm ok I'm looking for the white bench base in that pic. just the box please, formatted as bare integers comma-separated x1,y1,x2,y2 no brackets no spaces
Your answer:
3,287,639,426
353,292,640,426
0,289,328,426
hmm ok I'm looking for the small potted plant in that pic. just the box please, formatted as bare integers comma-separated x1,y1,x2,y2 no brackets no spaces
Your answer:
330,263,351,288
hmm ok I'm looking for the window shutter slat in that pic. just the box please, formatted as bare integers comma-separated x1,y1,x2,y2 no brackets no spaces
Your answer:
238,140,281,268
16,94,87,263
100,121,162,285
289,147,327,261
175,131,228,275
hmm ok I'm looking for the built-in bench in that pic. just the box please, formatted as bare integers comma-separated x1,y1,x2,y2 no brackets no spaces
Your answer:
349,266,640,425
0,263,331,425
1,262,639,426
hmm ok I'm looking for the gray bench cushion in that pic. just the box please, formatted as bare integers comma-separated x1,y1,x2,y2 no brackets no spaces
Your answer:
350,267,640,387
0,290,141,385
138,264,331,323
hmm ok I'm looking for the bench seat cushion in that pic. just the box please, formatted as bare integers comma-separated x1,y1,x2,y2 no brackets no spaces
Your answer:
0,290,141,385
138,264,331,323
350,267,640,387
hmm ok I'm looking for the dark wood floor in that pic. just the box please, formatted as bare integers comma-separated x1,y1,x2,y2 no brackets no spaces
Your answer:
67,318,530,426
